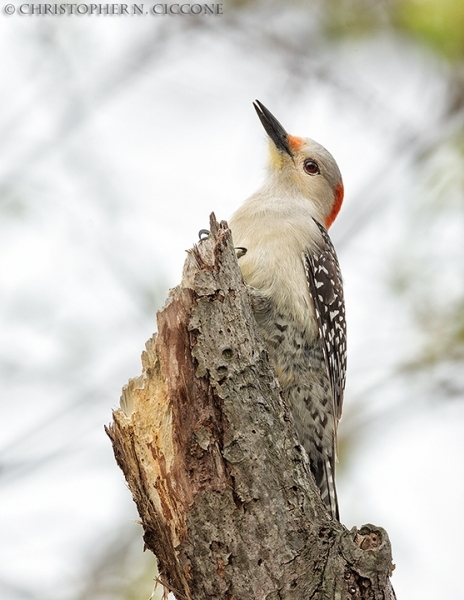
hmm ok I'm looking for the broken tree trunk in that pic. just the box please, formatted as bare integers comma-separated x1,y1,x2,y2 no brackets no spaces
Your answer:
106,214,396,600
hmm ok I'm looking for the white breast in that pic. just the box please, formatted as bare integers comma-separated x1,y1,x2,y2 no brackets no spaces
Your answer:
229,189,323,334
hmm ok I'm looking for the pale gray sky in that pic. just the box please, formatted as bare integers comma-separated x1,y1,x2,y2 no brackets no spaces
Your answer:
1,5,463,600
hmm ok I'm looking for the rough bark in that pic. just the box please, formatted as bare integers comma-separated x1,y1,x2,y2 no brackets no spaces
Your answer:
106,214,396,600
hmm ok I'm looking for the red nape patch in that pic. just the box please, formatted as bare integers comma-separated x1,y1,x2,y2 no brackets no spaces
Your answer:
288,135,304,152
325,181,344,229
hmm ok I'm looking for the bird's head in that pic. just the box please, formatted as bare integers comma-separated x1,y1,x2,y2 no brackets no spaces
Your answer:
254,100,344,229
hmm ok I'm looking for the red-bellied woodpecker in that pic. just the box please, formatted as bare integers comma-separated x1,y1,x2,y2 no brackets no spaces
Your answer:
229,101,346,520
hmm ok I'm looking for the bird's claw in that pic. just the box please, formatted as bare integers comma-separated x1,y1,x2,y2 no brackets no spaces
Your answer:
199,230,246,259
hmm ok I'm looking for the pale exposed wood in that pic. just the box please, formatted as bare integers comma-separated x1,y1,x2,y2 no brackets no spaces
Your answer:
106,214,396,600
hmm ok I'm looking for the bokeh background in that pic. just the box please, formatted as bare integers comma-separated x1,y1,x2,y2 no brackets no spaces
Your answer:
1,1,464,598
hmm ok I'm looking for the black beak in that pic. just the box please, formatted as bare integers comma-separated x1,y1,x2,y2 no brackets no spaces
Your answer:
253,100,293,158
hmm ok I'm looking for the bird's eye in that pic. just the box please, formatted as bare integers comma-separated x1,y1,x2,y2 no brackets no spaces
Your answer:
303,159,320,175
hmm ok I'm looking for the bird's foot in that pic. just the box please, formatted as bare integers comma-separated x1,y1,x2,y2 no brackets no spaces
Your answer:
199,229,247,259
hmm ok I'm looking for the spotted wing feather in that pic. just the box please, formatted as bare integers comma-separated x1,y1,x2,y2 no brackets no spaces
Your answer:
304,220,346,425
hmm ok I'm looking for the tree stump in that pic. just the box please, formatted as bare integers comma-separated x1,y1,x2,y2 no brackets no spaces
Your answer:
106,214,396,599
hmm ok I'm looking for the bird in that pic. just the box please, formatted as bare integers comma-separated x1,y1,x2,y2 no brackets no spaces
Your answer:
229,100,346,520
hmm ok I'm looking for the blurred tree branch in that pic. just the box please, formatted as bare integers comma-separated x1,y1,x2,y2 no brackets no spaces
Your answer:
3,2,464,596
107,214,395,599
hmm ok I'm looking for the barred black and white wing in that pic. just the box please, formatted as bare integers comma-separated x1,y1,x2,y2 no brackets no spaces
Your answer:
304,220,346,427
303,220,346,519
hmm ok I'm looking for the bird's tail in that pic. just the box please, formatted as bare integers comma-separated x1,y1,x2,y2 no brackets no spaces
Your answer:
313,457,339,520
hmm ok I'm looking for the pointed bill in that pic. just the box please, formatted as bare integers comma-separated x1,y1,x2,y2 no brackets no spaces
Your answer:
253,100,293,158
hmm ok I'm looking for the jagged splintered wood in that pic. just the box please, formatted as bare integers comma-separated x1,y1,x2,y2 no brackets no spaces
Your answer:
106,214,396,600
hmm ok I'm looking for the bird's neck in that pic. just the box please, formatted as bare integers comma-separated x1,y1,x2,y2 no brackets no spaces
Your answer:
253,180,326,225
